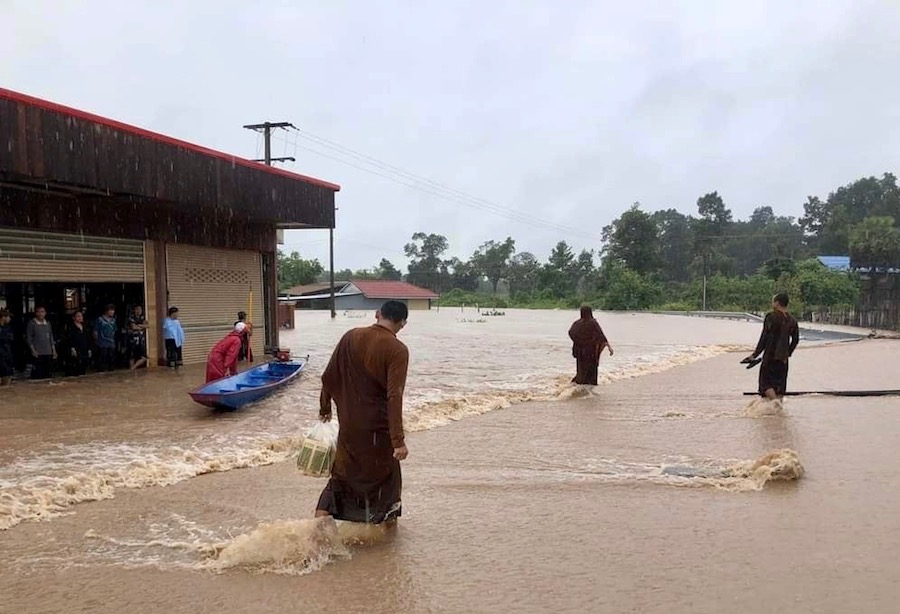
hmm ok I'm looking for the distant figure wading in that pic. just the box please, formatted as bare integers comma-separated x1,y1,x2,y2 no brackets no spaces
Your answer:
745,293,800,400
568,306,613,386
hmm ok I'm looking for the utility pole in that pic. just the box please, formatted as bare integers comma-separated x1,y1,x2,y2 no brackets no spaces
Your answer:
243,121,295,352
242,121,296,165
329,224,336,319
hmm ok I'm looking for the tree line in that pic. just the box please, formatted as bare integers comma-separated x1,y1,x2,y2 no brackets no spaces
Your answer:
278,172,900,315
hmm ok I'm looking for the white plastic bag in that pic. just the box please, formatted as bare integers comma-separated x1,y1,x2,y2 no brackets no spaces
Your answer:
296,421,339,478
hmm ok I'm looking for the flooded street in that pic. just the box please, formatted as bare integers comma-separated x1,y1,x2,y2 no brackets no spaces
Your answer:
1,310,898,613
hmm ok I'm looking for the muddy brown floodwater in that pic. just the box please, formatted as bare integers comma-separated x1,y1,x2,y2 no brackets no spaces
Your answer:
1,310,898,613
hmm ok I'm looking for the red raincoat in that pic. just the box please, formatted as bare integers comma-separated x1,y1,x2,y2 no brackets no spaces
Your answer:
205,331,243,383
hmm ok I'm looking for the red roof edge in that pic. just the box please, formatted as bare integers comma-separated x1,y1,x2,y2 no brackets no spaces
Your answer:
0,87,341,192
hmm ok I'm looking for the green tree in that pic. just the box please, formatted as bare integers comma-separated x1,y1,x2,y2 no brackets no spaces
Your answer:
574,249,597,297
375,258,403,281
507,252,541,299
726,206,805,276
652,208,694,282
539,241,577,298
600,261,663,310
792,259,858,311
693,191,734,278
404,232,450,291
802,174,900,254
446,257,482,291
849,216,900,270
471,237,516,294
277,250,325,291
602,203,661,275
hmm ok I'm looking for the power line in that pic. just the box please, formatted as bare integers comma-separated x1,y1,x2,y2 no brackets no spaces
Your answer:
274,128,606,241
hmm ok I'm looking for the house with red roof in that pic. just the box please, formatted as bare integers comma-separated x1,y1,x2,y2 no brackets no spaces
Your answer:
280,279,439,311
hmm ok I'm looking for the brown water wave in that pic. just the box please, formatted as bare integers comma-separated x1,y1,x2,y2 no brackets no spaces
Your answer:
51,448,802,577
0,342,736,531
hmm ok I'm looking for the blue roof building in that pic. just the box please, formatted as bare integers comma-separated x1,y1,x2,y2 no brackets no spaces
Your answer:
817,256,851,271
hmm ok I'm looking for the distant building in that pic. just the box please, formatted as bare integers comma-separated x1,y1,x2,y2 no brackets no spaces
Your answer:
817,255,898,275
817,256,851,272
281,280,439,311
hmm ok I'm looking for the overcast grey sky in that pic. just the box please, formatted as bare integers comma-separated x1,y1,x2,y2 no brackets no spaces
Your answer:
3,0,900,272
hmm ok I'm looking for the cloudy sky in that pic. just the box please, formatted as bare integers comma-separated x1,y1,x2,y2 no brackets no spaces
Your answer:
3,0,900,271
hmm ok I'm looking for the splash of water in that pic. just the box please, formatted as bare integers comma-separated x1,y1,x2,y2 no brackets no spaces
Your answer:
83,516,388,576
744,397,785,417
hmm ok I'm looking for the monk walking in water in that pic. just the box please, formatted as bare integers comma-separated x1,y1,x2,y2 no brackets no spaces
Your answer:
569,306,613,385
745,293,799,399
205,322,248,382
315,300,410,525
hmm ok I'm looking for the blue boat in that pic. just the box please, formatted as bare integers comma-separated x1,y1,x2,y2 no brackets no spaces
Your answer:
188,358,307,410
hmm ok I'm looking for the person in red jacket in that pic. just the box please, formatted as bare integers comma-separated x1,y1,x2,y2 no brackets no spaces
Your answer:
205,322,247,382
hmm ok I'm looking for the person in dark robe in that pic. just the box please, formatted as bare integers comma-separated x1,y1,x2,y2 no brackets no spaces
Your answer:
568,306,614,385
745,293,800,399
65,310,92,377
204,323,246,383
315,300,410,525
0,308,14,386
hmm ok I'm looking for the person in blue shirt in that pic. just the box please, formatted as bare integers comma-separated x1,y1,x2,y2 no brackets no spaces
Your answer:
163,307,185,369
94,304,118,372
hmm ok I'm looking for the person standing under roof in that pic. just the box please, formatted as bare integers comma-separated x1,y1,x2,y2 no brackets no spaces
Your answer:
65,310,91,377
94,304,118,372
163,307,185,369
0,308,14,385
128,305,149,370
27,306,56,380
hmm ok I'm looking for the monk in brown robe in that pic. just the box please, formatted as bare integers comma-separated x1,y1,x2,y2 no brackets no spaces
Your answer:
315,300,410,524
745,292,800,399
568,306,613,385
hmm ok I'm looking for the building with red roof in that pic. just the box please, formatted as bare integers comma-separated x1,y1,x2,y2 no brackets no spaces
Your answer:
280,279,439,311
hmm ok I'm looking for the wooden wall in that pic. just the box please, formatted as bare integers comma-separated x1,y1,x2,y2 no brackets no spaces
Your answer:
0,90,337,229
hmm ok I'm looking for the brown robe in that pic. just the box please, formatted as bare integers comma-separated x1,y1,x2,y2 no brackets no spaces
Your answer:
569,317,607,385
316,324,409,523
753,310,800,396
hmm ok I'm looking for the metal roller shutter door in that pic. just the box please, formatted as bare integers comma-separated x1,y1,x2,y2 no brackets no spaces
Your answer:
0,227,144,282
165,244,265,365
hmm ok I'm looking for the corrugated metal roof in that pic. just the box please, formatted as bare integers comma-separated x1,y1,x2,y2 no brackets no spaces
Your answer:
281,281,350,296
817,256,851,271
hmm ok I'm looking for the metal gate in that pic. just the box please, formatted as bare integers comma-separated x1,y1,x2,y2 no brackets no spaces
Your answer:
165,244,265,364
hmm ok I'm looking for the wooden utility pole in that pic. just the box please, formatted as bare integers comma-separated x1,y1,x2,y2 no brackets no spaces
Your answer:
243,121,295,351
242,121,296,165
329,224,336,319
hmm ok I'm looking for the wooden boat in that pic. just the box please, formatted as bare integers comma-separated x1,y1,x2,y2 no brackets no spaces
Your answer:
188,357,307,410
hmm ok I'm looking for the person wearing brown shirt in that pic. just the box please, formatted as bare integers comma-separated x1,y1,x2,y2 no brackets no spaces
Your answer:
315,300,410,525
745,292,800,400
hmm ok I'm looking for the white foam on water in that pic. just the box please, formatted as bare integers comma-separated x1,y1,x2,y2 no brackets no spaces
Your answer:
577,449,804,492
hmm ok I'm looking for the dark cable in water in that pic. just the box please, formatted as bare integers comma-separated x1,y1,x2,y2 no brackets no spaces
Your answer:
742,390,900,397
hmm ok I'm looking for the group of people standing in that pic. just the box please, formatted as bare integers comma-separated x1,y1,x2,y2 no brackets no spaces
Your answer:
0,303,256,385
0,304,150,383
